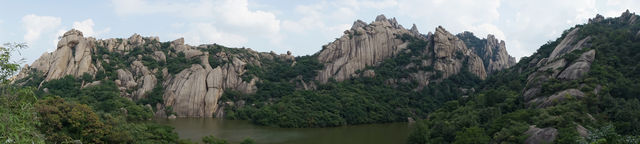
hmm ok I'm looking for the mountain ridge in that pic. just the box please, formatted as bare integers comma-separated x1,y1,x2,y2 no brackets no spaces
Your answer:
13,14,515,119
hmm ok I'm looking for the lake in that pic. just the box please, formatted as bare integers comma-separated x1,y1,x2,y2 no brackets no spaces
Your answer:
155,118,412,144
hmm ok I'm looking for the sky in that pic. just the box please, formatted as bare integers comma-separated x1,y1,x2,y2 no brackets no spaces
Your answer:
1,0,639,65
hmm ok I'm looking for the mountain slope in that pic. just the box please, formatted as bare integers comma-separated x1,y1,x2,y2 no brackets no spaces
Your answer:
407,10,640,144
13,15,515,127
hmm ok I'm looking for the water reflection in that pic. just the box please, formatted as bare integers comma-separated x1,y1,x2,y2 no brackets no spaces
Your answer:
155,118,411,144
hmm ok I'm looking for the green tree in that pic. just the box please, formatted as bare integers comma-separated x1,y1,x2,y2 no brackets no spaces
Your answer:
35,97,109,143
0,43,26,84
240,137,256,144
453,126,490,144
202,134,228,144
0,43,44,143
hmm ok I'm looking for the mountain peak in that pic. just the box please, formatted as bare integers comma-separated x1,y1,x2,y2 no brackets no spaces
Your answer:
63,29,83,37
375,14,387,22
410,24,420,35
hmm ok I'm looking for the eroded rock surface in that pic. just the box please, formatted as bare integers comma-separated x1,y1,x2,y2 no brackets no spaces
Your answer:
524,125,557,144
316,14,418,83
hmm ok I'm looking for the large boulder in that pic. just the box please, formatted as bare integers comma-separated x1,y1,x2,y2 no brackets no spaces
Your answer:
529,89,585,108
163,52,257,117
38,29,98,82
547,28,591,61
524,125,557,144
557,50,596,80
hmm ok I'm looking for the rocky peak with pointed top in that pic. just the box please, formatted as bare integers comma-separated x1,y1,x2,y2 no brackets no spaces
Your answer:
410,24,420,35
316,14,421,83
456,31,516,74
589,14,605,23
619,9,638,25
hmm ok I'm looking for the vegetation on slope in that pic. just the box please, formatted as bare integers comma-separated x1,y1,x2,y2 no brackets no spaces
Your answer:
222,35,483,128
407,13,640,144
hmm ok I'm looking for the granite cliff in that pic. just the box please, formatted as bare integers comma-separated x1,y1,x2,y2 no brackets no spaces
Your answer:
14,14,515,118
316,15,515,89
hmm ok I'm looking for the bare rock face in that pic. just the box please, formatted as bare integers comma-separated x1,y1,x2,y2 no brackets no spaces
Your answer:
557,50,596,80
524,125,557,144
362,69,375,78
26,29,98,82
457,32,515,74
433,26,487,79
315,15,504,85
316,14,418,83
522,27,594,105
153,51,166,62
589,14,605,23
484,35,516,73
163,50,258,117
548,28,591,61
529,89,585,108
620,9,639,25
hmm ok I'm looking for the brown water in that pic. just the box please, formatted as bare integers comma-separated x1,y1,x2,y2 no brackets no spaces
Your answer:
155,118,412,144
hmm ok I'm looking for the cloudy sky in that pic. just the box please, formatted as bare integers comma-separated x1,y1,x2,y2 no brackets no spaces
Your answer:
1,0,638,64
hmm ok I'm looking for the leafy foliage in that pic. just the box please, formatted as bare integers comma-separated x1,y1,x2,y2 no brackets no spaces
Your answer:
407,13,640,144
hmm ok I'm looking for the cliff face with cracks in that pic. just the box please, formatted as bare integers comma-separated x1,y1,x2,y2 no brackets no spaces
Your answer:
14,29,294,117
316,15,418,83
14,14,516,118
315,15,515,88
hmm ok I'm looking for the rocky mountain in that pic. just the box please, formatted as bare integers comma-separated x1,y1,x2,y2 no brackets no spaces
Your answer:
457,32,516,74
14,29,295,117
316,15,515,89
13,14,515,119
407,10,640,144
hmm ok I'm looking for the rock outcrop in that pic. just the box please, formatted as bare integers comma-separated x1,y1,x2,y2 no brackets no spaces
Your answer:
15,29,295,117
483,35,516,73
163,51,259,117
20,29,99,83
457,32,516,74
529,89,585,108
432,26,487,79
522,27,594,107
15,14,517,118
524,125,558,144
316,14,419,83
316,15,515,87
557,50,595,80
547,28,591,61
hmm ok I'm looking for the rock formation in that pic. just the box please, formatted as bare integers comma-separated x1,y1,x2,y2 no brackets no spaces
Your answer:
316,15,515,87
14,28,295,117
15,14,517,118
432,26,487,79
316,15,419,83
524,125,557,144
456,32,516,74
18,29,99,83
522,27,595,107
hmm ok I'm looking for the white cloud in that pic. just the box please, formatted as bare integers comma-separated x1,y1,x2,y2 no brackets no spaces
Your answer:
71,19,110,37
22,14,61,44
217,0,280,35
111,0,282,45
176,23,248,47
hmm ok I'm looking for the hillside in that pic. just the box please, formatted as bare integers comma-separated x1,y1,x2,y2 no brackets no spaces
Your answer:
407,10,640,144
11,14,515,129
